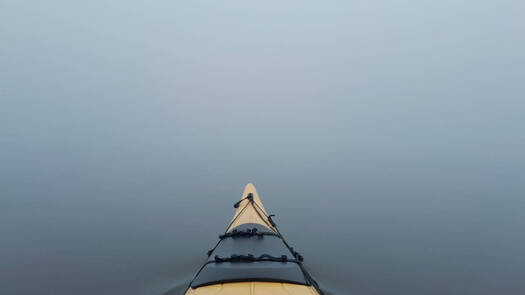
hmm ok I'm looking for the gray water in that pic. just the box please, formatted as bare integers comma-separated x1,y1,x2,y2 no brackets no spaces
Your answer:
1,1,525,294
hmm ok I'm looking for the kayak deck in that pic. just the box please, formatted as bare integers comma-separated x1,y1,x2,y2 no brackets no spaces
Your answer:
185,282,320,295
185,184,322,295
226,183,277,232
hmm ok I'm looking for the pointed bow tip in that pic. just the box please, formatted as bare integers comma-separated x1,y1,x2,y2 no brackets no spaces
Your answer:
242,183,258,197
244,183,256,191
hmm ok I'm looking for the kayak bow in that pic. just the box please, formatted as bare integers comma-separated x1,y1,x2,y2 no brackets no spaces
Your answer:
185,183,323,295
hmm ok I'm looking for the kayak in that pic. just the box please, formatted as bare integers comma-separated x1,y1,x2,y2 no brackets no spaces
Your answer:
185,183,324,295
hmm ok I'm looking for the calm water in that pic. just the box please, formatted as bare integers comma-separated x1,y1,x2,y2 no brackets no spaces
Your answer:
2,1,524,294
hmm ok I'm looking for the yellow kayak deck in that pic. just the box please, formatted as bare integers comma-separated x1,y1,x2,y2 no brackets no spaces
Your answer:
185,281,320,295
185,183,322,295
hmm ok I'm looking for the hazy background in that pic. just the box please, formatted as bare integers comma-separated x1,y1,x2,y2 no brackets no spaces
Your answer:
1,1,524,294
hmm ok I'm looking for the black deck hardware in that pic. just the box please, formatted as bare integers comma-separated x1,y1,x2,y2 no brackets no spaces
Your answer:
219,227,278,239
233,193,253,208
191,224,309,288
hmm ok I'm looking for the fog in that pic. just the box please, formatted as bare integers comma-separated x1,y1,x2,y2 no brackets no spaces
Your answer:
1,1,524,294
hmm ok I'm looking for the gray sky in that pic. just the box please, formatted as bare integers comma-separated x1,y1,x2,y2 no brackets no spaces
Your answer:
1,1,524,295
